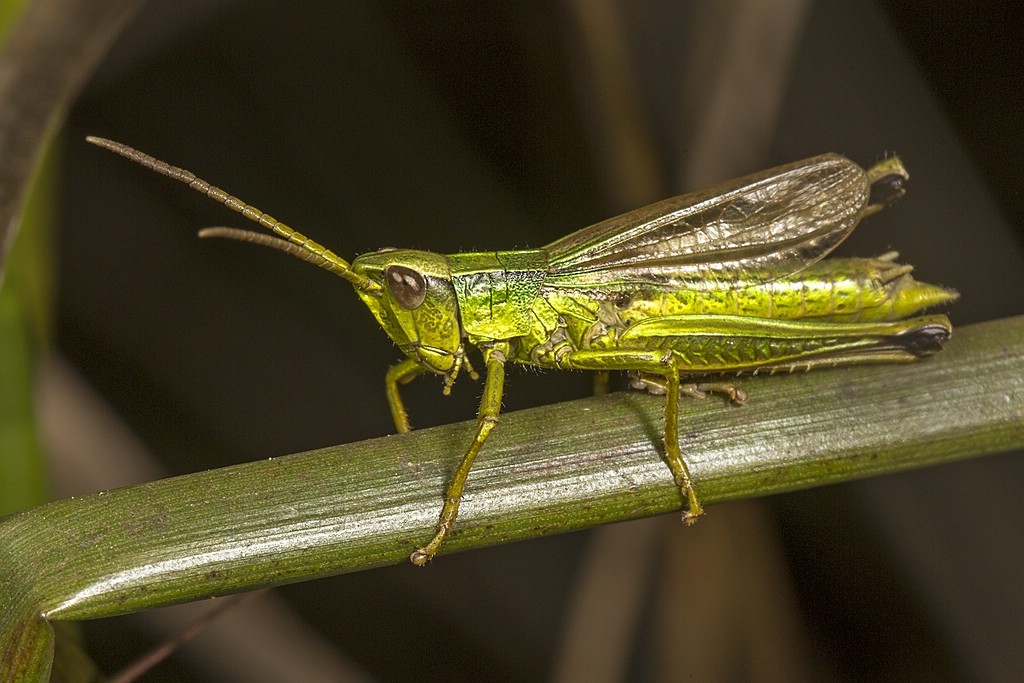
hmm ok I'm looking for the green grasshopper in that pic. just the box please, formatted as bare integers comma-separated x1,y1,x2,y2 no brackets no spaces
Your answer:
88,137,956,565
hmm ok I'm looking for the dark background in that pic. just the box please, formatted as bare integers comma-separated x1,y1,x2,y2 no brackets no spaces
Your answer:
54,1,1022,680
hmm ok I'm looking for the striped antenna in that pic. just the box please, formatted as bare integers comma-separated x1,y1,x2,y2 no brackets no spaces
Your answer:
86,136,381,294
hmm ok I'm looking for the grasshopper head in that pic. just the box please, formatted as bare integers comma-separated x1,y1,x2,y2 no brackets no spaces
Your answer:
351,250,464,377
84,137,468,383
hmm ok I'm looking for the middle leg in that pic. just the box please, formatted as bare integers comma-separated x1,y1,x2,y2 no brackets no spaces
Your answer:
556,349,705,522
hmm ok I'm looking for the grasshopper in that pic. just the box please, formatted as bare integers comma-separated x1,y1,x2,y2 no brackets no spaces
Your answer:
88,137,956,565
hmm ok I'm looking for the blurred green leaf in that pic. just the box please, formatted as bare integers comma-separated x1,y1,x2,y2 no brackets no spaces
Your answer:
0,135,54,515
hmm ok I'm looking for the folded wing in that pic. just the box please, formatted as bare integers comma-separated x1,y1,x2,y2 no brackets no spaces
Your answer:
543,154,870,293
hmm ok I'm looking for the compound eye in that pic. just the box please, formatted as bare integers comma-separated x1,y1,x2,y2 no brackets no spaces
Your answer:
385,265,427,310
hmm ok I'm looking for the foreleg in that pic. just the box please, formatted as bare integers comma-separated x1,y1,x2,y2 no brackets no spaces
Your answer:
410,345,508,565
385,357,427,433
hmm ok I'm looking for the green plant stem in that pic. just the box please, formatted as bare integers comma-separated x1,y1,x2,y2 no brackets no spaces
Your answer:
3,316,1023,677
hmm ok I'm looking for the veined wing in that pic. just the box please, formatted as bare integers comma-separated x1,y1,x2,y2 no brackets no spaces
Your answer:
543,154,870,292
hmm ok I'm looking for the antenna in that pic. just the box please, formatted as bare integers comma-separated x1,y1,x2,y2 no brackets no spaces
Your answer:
86,136,381,294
